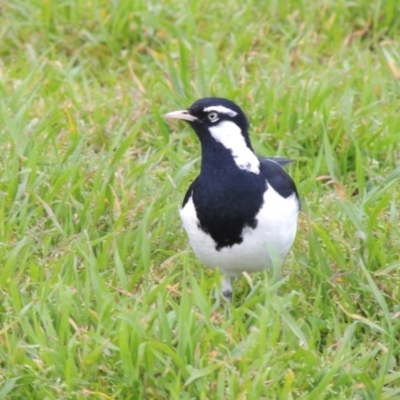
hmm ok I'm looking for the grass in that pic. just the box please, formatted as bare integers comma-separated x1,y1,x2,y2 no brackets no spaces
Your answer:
0,0,400,398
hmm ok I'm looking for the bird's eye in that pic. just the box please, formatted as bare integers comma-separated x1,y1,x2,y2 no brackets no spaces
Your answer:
208,112,219,122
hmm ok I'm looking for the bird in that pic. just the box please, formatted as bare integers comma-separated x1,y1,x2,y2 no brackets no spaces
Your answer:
163,97,300,301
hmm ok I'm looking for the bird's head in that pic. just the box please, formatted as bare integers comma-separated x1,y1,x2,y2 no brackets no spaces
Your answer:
163,97,253,150
164,97,260,174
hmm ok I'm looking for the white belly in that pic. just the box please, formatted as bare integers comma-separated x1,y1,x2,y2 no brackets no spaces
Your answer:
180,185,299,277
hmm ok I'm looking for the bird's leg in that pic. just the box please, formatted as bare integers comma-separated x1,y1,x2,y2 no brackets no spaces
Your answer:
222,276,233,301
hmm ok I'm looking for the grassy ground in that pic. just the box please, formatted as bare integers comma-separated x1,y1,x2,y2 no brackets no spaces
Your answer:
0,0,400,398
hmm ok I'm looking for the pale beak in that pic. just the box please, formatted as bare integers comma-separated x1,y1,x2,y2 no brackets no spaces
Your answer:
163,110,198,122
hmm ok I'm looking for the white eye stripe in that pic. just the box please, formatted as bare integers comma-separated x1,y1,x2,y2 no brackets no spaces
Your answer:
203,105,238,117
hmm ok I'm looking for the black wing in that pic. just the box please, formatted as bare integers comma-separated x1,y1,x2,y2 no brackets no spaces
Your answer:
182,178,198,207
258,156,301,210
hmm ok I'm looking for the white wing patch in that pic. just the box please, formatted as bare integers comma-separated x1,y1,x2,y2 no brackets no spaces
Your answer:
203,105,238,117
209,120,260,174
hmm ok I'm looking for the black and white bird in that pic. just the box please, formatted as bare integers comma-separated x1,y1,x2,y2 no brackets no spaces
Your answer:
164,97,300,301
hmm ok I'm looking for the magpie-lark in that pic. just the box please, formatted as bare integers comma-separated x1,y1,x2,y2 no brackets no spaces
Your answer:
164,97,300,301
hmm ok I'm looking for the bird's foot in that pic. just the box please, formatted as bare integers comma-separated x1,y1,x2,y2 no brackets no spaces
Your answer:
223,289,233,302
222,276,233,302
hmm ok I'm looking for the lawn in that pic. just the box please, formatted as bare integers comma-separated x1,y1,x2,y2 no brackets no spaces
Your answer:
0,0,400,398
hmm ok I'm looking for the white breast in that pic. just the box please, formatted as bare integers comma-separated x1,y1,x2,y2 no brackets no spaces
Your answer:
180,184,299,277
